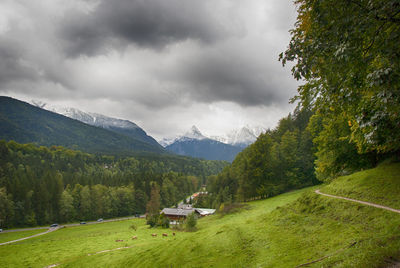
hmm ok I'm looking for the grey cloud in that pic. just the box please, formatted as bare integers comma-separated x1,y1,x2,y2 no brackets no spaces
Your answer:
0,41,40,86
180,57,276,106
157,45,296,107
60,0,237,57
0,0,299,138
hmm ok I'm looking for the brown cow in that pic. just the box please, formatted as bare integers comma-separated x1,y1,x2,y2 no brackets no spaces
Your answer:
162,233,168,237
151,233,157,237
132,236,137,240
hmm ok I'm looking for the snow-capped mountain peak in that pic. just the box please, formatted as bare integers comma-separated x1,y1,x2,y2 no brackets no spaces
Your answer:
160,125,266,148
31,100,139,130
184,125,206,140
30,99,162,147
210,126,266,148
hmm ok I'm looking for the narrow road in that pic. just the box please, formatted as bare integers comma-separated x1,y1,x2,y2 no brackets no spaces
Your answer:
1,215,141,234
0,215,142,245
315,189,400,214
0,227,59,246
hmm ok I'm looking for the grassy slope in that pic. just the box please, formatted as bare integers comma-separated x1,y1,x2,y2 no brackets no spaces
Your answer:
0,189,307,268
1,163,399,267
0,229,45,244
322,161,400,209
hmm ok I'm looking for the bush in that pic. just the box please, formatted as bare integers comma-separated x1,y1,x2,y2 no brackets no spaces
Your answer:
158,214,170,228
146,214,159,228
129,222,137,231
146,213,170,228
219,202,249,215
185,212,197,231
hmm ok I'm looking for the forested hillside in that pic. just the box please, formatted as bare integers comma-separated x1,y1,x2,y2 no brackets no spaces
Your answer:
0,96,164,155
201,0,400,209
203,108,318,208
166,138,242,162
0,140,227,227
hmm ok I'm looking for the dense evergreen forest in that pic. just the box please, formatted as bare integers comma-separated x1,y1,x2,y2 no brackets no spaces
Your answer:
0,140,227,227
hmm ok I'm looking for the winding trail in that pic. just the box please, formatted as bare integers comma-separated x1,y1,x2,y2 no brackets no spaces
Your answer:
0,227,59,246
315,189,400,214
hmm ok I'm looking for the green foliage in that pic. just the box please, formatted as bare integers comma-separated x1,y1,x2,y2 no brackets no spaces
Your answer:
280,0,400,154
218,203,249,215
146,183,161,215
0,140,219,227
145,214,159,228
129,222,137,231
185,212,197,231
145,182,161,228
0,96,164,155
308,112,376,181
2,166,399,268
145,213,170,229
158,214,170,228
0,187,14,228
207,108,318,204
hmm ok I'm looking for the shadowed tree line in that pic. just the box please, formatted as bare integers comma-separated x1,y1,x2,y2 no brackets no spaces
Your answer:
0,140,227,228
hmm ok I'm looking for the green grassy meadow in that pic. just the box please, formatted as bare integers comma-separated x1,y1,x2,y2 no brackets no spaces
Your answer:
322,161,400,209
0,229,46,244
1,163,399,267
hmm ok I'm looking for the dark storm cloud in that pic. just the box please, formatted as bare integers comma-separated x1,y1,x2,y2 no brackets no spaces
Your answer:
0,40,39,85
178,55,279,106
60,0,235,57
158,43,296,107
0,0,299,138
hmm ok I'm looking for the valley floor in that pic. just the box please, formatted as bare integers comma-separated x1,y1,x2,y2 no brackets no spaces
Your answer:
1,162,399,267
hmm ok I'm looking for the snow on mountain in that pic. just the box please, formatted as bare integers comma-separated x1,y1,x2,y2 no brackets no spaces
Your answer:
161,125,266,149
165,126,242,162
211,126,266,148
31,100,139,130
30,100,162,148
182,125,207,140
159,126,206,147
248,125,266,137
159,138,176,147
228,127,257,147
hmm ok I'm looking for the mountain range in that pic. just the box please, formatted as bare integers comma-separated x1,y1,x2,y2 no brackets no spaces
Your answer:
31,100,160,147
1,96,264,162
0,96,164,155
160,125,265,148
31,100,265,162
165,126,246,162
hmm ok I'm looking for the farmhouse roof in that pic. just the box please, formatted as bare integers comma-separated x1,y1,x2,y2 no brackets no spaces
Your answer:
161,208,195,216
195,208,216,216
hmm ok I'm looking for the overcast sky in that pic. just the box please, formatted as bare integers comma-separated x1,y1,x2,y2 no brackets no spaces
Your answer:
0,0,299,140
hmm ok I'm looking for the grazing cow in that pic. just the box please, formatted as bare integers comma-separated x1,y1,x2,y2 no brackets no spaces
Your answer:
151,233,157,237
132,236,137,240
162,233,168,237
172,232,176,236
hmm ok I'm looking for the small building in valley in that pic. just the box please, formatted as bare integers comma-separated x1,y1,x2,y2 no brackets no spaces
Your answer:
161,207,216,222
161,208,195,222
194,208,216,217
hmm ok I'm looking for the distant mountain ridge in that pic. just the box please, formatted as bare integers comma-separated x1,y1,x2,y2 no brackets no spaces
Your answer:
161,125,265,148
0,96,165,155
30,100,161,147
165,126,243,162
211,126,265,148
